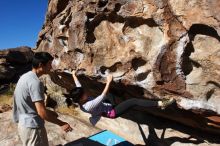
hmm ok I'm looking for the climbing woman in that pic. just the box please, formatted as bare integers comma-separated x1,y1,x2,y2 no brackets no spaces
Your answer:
68,70,175,121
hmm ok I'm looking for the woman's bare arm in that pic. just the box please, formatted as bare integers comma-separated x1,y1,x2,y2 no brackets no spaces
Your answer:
72,70,82,87
101,74,113,96
83,75,113,111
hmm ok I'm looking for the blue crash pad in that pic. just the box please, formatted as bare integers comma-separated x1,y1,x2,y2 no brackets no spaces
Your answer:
88,130,133,146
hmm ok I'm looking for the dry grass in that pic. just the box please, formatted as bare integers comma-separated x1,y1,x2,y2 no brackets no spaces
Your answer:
0,94,13,106
4,83,16,96
0,83,15,106
0,83,79,117
55,105,78,116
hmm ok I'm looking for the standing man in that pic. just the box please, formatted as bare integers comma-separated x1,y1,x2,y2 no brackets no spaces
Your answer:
13,52,73,146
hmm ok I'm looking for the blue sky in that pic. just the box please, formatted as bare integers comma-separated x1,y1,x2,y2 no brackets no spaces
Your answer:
0,0,48,49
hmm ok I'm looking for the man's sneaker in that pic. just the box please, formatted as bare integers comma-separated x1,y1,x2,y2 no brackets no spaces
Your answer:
160,98,175,110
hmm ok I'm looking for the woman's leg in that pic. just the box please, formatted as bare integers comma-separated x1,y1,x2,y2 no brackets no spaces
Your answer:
114,98,158,118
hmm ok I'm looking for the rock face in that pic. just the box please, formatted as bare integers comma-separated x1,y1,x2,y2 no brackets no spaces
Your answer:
0,46,33,83
36,0,220,133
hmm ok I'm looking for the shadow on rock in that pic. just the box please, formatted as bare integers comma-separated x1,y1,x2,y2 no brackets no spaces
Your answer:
121,110,220,146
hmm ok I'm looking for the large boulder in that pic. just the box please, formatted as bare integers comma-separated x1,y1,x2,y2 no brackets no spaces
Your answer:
1,110,220,146
0,46,33,83
36,0,220,133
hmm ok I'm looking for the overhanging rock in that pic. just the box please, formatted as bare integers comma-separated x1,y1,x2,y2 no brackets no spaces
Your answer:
36,0,220,133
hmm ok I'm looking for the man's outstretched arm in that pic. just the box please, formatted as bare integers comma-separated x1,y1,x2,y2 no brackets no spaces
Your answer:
35,101,73,132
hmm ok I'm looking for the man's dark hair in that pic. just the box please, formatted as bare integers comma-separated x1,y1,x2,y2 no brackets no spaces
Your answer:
32,52,54,68
69,87,84,103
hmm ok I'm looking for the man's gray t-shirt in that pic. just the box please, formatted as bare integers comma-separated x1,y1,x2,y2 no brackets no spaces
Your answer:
13,71,45,128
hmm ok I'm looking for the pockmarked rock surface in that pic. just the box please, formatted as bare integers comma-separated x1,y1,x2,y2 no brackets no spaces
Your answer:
36,0,220,133
0,110,220,146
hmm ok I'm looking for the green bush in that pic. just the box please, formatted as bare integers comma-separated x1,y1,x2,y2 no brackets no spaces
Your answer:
5,83,16,96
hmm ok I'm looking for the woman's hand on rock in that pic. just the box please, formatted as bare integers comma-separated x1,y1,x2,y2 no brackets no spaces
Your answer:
107,74,113,83
72,70,77,76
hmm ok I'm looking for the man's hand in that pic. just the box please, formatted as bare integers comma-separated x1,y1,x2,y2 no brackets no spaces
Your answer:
106,74,113,83
60,122,73,132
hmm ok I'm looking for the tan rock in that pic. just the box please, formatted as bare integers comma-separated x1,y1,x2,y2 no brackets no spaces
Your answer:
1,110,219,146
0,110,100,146
185,35,220,113
0,104,12,113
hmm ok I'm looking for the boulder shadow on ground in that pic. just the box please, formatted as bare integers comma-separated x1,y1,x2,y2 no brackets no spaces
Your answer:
122,109,220,146
64,137,105,146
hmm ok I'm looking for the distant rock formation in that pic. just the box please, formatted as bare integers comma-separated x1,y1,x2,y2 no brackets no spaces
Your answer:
36,0,220,133
0,46,33,83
